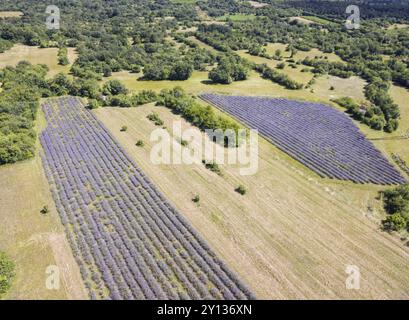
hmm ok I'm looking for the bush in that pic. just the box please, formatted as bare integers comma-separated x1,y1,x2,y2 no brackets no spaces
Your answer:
131,90,157,106
179,138,189,147
147,112,164,126
235,185,247,195
136,140,144,147
120,126,128,132
202,160,222,175
0,251,15,297
192,195,200,203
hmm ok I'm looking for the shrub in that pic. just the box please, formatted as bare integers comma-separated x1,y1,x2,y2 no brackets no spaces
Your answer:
147,112,164,126
179,139,189,147
120,126,128,132
192,195,200,203
0,251,15,297
136,140,144,147
235,185,247,195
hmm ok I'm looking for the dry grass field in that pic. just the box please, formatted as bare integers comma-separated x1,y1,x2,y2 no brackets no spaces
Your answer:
0,11,23,18
0,109,87,300
95,103,409,299
0,45,77,77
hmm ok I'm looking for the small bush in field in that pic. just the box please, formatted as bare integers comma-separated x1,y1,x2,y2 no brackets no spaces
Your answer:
40,205,49,215
136,140,145,147
120,126,128,132
235,185,247,195
147,112,164,126
192,195,200,203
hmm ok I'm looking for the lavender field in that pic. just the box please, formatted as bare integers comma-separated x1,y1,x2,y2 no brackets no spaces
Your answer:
40,96,255,300
201,94,406,185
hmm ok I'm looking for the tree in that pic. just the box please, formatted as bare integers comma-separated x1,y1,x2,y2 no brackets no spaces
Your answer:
102,80,128,96
103,66,112,77
235,185,247,195
169,62,193,81
383,184,409,215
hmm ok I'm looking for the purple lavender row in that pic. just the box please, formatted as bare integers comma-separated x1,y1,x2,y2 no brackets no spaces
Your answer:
201,94,406,185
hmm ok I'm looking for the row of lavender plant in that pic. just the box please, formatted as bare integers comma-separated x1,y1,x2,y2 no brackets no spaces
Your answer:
40,96,255,300
201,94,406,185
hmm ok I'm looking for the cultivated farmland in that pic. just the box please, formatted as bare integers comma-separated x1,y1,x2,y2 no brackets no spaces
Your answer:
201,94,406,185
40,96,254,300
95,103,409,299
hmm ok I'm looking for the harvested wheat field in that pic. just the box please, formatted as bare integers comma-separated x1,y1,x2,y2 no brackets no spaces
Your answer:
94,103,409,299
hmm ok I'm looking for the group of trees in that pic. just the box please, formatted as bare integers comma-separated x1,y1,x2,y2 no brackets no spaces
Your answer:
57,47,69,66
157,87,241,141
192,2,409,132
333,96,394,131
382,184,409,232
0,62,48,165
255,63,303,90
0,251,14,297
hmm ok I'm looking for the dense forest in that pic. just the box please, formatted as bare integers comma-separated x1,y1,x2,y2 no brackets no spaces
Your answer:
0,0,408,164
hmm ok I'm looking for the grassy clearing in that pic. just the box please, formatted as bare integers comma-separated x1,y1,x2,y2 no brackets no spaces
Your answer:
0,44,77,78
237,50,315,85
0,108,87,300
263,42,343,63
386,23,409,30
95,103,409,299
311,75,367,102
0,11,23,18
300,15,336,25
289,16,316,25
